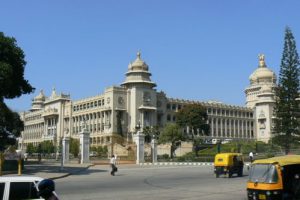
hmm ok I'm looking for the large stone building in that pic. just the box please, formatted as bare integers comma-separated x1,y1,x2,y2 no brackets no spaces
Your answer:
18,52,277,151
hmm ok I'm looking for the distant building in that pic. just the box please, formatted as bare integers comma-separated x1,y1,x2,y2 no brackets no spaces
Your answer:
18,52,276,151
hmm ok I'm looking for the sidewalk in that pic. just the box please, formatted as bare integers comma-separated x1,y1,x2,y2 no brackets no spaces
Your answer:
2,160,94,180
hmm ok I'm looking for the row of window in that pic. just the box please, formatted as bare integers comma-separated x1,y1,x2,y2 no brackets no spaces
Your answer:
24,124,44,131
166,114,254,126
25,114,42,121
23,132,43,140
210,119,254,127
166,103,183,110
73,99,105,112
72,112,107,122
72,124,106,134
90,136,110,144
166,103,253,118
207,108,253,118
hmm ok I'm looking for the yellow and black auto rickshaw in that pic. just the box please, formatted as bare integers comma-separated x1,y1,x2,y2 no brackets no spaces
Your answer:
214,153,244,178
247,155,300,200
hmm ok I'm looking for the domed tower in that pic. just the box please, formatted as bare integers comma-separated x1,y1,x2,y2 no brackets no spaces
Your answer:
121,52,157,132
30,90,46,111
121,52,156,89
245,54,277,142
245,54,277,108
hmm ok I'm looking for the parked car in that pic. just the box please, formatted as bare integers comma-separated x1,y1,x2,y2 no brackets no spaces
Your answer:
0,176,43,200
89,151,97,157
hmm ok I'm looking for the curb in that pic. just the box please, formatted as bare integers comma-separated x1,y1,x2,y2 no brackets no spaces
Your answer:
139,162,214,166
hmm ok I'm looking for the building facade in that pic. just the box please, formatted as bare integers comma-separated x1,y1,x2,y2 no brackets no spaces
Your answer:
245,54,277,142
18,52,277,151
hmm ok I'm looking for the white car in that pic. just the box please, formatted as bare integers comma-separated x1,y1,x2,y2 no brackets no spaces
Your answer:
0,176,43,200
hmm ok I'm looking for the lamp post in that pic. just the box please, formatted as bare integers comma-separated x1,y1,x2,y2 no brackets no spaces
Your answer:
136,121,141,132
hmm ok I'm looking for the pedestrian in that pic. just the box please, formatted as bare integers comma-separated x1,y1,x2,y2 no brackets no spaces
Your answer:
249,151,254,163
110,155,117,176
37,179,59,200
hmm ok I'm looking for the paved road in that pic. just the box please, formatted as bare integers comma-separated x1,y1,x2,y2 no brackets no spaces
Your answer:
55,165,249,200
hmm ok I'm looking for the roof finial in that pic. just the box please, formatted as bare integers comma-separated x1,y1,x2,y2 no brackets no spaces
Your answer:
258,54,266,67
137,51,141,59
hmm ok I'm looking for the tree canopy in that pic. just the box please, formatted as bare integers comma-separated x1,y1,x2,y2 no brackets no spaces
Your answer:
0,32,34,101
175,104,210,138
143,126,160,143
273,27,300,154
158,123,184,158
0,32,34,151
0,102,24,151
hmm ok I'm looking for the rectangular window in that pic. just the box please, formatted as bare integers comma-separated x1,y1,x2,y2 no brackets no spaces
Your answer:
167,115,171,121
166,104,171,110
172,104,176,110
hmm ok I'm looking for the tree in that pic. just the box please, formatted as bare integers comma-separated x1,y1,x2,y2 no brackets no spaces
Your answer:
90,146,108,158
26,143,36,154
0,102,24,151
175,104,210,139
0,32,34,101
142,126,160,143
273,27,300,155
40,141,55,154
0,32,34,151
70,138,80,157
158,123,184,158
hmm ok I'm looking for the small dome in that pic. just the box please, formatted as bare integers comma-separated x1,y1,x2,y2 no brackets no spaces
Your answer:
34,90,46,102
249,54,276,84
128,52,149,71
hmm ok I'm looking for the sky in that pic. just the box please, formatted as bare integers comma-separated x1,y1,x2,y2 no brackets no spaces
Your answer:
1,0,300,112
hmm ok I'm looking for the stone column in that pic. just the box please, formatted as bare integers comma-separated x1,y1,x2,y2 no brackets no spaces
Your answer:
211,118,214,138
133,131,145,164
151,137,157,163
62,136,70,164
80,127,90,164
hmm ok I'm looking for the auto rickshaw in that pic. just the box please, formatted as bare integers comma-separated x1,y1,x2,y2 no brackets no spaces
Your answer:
214,153,244,178
247,155,300,200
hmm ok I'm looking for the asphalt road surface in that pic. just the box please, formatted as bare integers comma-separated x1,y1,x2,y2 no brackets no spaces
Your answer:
56,165,249,200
